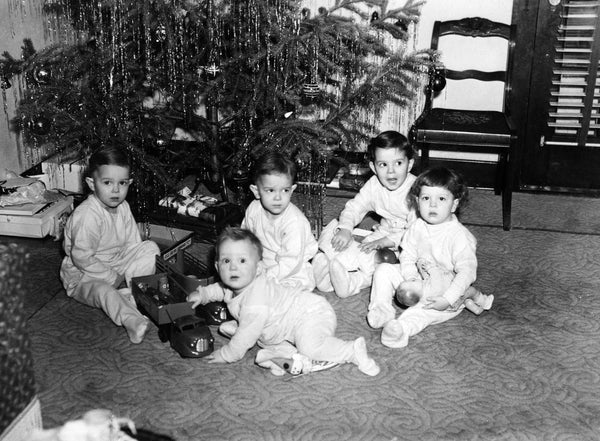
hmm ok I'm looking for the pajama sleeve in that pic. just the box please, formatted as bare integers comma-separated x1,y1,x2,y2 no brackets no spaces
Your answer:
69,214,120,286
442,233,478,307
399,225,420,282
337,179,377,231
218,305,268,363
265,218,309,281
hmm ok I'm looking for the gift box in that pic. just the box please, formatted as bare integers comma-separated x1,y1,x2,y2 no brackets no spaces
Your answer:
0,196,73,238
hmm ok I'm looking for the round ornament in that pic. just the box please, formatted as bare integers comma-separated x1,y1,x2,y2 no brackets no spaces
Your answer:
33,65,52,85
301,83,320,99
431,69,446,92
30,116,52,136
371,11,379,22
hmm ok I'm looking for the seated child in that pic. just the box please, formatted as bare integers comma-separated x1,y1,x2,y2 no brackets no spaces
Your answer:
60,146,160,344
367,166,493,348
186,227,380,377
313,130,417,297
241,150,318,291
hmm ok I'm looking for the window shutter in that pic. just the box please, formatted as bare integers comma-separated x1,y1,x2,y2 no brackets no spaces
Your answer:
547,0,600,147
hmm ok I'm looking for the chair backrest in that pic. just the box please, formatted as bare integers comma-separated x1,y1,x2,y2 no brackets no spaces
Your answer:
427,17,516,113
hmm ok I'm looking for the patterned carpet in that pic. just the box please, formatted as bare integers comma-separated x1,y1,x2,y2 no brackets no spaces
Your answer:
9,189,600,440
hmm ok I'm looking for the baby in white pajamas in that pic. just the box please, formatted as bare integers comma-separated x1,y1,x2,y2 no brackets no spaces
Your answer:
187,227,380,377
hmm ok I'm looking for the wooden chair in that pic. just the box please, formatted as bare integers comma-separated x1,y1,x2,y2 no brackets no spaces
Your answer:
410,17,517,230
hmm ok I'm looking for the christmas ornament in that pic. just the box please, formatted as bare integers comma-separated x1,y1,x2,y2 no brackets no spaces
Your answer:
301,83,320,99
32,65,52,85
29,116,52,136
0,77,11,90
371,11,379,22
301,8,311,19
431,68,446,92
155,24,167,43
201,64,221,79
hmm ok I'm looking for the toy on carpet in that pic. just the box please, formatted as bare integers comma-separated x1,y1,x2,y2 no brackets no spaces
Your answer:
395,258,493,314
30,409,175,441
374,248,399,265
270,354,339,377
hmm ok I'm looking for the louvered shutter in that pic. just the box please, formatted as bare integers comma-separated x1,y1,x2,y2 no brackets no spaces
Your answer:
547,0,600,147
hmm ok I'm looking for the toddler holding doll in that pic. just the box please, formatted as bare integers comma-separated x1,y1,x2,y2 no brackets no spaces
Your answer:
368,166,493,348
313,130,417,297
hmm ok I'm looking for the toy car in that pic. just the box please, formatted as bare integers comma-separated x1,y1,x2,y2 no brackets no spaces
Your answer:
169,315,214,358
197,301,230,325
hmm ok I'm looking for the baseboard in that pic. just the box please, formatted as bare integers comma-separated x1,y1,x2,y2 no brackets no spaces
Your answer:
0,397,42,441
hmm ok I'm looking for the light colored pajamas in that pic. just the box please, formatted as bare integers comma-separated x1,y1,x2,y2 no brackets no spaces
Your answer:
318,174,417,279
370,216,477,348
242,200,318,290
193,273,358,365
60,194,160,330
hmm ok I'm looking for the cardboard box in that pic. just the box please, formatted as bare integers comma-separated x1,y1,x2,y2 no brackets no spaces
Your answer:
41,158,86,193
131,272,196,325
155,246,216,294
137,223,193,262
0,197,74,238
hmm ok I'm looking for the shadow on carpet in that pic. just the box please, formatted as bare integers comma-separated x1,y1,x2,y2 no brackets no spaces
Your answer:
27,226,600,440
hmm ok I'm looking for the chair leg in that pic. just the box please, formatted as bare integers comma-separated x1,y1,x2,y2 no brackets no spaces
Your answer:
419,145,430,172
502,145,515,231
502,188,512,231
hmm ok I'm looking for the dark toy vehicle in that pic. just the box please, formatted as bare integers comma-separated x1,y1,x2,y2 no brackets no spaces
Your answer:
169,315,214,358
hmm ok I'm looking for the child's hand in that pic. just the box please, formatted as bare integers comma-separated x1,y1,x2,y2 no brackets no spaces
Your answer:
331,228,353,252
359,237,394,253
205,350,227,364
423,296,450,311
186,289,207,308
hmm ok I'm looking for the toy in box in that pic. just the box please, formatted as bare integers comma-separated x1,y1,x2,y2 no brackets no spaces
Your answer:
155,247,231,326
131,272,215,358
137,222,193,263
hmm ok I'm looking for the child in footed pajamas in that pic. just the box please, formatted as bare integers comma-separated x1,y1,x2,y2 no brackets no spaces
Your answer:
241,150,318,291
60,146,160,344
313,131,417,298
367,167,493,348
187,227,380,377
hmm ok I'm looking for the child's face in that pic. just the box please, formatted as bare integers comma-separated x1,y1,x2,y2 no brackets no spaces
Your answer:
416,185,459,225
369,148,414,191
215,238,261,293
250,173,297,218
85,164,132,212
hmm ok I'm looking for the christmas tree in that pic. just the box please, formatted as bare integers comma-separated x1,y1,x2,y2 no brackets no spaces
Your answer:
0,0,430,212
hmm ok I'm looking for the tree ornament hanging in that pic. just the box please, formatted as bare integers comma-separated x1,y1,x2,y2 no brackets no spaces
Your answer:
431,68,446,92
301,83,320,99
32,65,52,85
371,11,379,23
301,8,311,20
29,115,52,136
